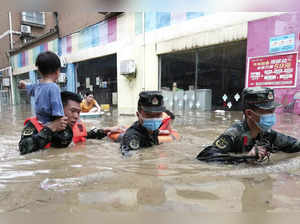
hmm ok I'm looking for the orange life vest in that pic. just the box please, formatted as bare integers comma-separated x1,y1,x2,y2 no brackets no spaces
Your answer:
24,117,87,148
72,120,87,144
158,129,180,143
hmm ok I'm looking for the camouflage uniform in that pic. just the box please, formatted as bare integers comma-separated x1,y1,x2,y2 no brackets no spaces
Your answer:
196,120,300,163
120,91,164,155
120,121,159,155
19,121,106,155
197,87,300,164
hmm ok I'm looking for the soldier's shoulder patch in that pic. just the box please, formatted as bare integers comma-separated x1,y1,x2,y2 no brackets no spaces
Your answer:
129,136,140,150
22,127,34,136
215,136,229,149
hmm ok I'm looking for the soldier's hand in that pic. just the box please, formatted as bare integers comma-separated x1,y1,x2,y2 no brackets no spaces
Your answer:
248,146,268,160
104,126,127,135
46,117,68,132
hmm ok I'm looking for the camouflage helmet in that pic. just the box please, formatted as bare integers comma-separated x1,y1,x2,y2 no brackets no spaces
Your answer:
242,87,280,110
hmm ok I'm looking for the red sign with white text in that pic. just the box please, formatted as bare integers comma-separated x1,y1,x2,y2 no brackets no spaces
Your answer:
247,52,298,88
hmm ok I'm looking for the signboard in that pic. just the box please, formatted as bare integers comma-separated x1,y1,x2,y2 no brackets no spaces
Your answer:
2,78,10,87
269,34,295,54
246,52,298,88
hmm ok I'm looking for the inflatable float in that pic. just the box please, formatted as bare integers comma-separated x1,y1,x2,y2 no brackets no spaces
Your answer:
80,111,104,118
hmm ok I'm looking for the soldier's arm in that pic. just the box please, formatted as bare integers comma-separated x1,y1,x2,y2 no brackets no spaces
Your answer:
196,134,238,163
86,128,107,140
50,126,73,148
268,130,300,153
19,122,54,155
196,134,257,164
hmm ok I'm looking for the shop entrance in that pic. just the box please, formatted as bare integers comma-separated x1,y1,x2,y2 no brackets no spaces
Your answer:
76,54,117,106
160,40,247,110
0,67,12,105
13,73,31,105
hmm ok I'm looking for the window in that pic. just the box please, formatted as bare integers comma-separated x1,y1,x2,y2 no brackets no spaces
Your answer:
21,12,45,27
160,41,247,110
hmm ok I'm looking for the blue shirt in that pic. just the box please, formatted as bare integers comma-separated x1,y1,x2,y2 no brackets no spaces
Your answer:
26,82,64,124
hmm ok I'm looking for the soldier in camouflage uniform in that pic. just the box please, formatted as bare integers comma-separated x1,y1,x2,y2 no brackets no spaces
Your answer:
197,87,300,164
120,91,166,156
19,91,106,155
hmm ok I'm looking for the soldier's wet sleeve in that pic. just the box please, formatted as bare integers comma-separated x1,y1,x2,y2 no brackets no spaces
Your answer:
268,130,300,153
51,126,73,148
86,128,107,140
120,129,141,156
19,122,53,155
196,134,236,163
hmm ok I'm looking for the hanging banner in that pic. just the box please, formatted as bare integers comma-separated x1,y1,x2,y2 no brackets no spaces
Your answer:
246,52,298,88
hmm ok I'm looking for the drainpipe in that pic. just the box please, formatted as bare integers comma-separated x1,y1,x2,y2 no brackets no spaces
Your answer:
9,66,15,104
8,12,13,49
8,12,15,104
53,12,60,37
142,11,145,91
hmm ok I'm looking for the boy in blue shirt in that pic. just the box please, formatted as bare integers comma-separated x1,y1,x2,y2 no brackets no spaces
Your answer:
19,51,65,124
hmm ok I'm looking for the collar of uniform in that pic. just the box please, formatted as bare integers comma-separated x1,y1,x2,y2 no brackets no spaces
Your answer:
241,119,256,145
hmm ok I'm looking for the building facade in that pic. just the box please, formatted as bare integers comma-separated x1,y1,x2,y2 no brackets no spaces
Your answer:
0,11,59,104
247,12,300,115
8,12,282,114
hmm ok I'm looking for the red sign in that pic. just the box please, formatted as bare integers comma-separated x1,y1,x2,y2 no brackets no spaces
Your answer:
246,52,298,88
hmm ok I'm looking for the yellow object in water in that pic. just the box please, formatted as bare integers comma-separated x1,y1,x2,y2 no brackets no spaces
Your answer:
101,104,110,111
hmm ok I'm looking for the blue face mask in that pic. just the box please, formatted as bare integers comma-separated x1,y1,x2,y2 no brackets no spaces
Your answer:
142,118,163,131
258,113,276,131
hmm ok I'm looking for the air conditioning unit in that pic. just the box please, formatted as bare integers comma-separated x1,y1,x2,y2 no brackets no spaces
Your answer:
59,56,67,68
21,12,45,27
21,25,31,34
120,60,136,74
58,73,67,83
120,60,136,81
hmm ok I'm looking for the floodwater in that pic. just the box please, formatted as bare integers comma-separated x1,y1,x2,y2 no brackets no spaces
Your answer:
0,104,300,216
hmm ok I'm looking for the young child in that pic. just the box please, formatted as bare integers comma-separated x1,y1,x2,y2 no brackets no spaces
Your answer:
19,51,64,124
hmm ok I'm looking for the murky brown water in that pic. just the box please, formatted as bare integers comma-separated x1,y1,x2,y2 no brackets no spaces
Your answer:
1,104,300,215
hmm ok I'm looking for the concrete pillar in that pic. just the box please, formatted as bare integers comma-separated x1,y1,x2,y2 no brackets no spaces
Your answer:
29,70,36,112
66,63,76,92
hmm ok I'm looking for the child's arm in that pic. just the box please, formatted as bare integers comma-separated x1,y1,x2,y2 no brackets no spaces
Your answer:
18,80,26,89
19,80,35,96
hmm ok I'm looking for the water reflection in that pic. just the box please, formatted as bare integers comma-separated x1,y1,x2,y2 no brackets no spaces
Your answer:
0,104,300,213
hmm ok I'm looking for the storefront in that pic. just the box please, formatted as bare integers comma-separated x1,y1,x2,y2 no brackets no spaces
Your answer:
10,12,281,113
160,40,247,110
76,54,117,105
13,72,30,104
247,12,300,115
0,67,13,105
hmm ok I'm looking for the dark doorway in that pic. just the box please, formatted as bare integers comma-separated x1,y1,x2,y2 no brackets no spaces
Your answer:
76,54,117,105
